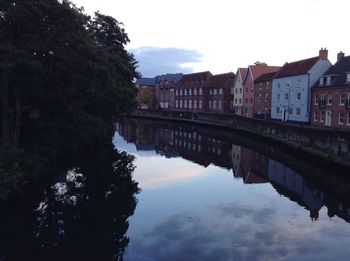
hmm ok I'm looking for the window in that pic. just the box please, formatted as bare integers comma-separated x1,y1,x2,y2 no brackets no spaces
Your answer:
250,98,253,104
194,88,197,95
209,89,212,95
235,88,238,94
314,94,319,105
265,93,269,102
239,98,242,104
235,98,237,104
219,88,223,95
239,88,242,94
213,100,217,109
199,100,202,109
348,113,350,125
184,100,187,108
277,93,280,100
258,93,262,102
176,100,178,108
296,107,301,116
184,89,187,96
348,93,350,107
176,90,178,96
319,77,324,86
199,88,202,95
189,89,192,96
327,76,331,85
259,83,262,89
340,93,345,105
194,100,197,109
189,100,192,108
327,94,332,105
314,111,318,121
180,100,183,108
296,92,301,100
231,87,234,95
320,111,325,122
278,83,281,88
339,112,345,125
276,107,280,114
285,93,289,100
218,101,222,110
288,108,293,115
266,82,270,87
246,87,248,93
245,98,248,104
209,100,212,109
214,89,217,95
180,90,183,96
347,73,350,82
286,82,290,88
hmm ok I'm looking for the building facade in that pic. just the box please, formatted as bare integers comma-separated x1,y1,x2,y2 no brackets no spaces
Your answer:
232,68,247,115
311,52,350,128
136,77,156,109
174,71,212,113
155,73,183,110
271,49,332,122
206,72,236,113
242,64,281,118
253,71,279,119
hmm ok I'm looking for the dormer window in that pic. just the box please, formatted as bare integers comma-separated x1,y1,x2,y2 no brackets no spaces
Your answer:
327,76,331,85
319,77,324,86
347,73,350,82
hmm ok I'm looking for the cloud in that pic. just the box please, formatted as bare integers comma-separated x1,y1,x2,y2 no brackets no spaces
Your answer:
130,47,202,77
124,202,350,261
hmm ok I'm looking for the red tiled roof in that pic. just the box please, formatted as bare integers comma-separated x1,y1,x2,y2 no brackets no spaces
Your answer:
255,70,280,82
248,65,281,82
238,68,248,81
205,72,235,88
275,57,320,79
179,71,212,83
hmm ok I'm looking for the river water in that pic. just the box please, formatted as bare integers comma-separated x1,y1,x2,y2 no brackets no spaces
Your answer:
116,118,350,261
0,118,350,260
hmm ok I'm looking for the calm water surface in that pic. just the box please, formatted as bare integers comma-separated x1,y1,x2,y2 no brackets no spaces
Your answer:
0,118,350,260
116,119,350,261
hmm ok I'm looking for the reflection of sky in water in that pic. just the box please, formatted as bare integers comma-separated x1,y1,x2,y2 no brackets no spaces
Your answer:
113,133,350,261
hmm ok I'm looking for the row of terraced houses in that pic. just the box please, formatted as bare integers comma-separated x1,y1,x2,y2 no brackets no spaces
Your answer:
136,48,350,129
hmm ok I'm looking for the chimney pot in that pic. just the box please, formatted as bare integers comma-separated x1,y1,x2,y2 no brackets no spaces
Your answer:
319,48,328,60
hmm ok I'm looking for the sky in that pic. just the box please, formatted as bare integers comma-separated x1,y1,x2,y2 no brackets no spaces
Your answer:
72,0,350,77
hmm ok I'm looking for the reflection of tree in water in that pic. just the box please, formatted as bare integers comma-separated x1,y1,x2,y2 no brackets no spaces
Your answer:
0,146,139,261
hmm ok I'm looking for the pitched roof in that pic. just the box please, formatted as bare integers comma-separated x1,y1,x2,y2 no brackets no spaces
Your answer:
204,72,235,88
155,73,183,83
180,71,212,83
238,68,248,81
248,65,281,81
275,57,320,79
136,77,156,86
255,71,280,82
317,55,350,87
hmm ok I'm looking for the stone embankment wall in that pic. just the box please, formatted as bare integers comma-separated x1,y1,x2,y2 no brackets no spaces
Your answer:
133,110,350,162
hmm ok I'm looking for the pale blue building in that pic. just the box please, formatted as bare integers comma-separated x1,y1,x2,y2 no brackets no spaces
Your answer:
271,49,332,122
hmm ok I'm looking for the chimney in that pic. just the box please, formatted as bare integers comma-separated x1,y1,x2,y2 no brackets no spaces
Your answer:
319,48,328,60
337,51,345,62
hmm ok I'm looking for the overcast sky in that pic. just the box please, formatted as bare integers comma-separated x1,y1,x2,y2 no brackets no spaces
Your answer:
72,0,349,77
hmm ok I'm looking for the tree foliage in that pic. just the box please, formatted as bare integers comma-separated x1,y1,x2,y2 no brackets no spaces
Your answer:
0,0,139,194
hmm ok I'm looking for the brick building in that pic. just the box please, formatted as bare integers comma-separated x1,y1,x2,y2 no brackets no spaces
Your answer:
174,71,212,112
155,73,183,110
206,72,236,113
242,64,281,118
136,77,156,109
253,70,280,119
311,52,350,128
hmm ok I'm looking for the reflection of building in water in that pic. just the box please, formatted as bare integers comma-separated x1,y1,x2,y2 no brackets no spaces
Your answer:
231,145,242,178
268,159,324,221
240,147,268,184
